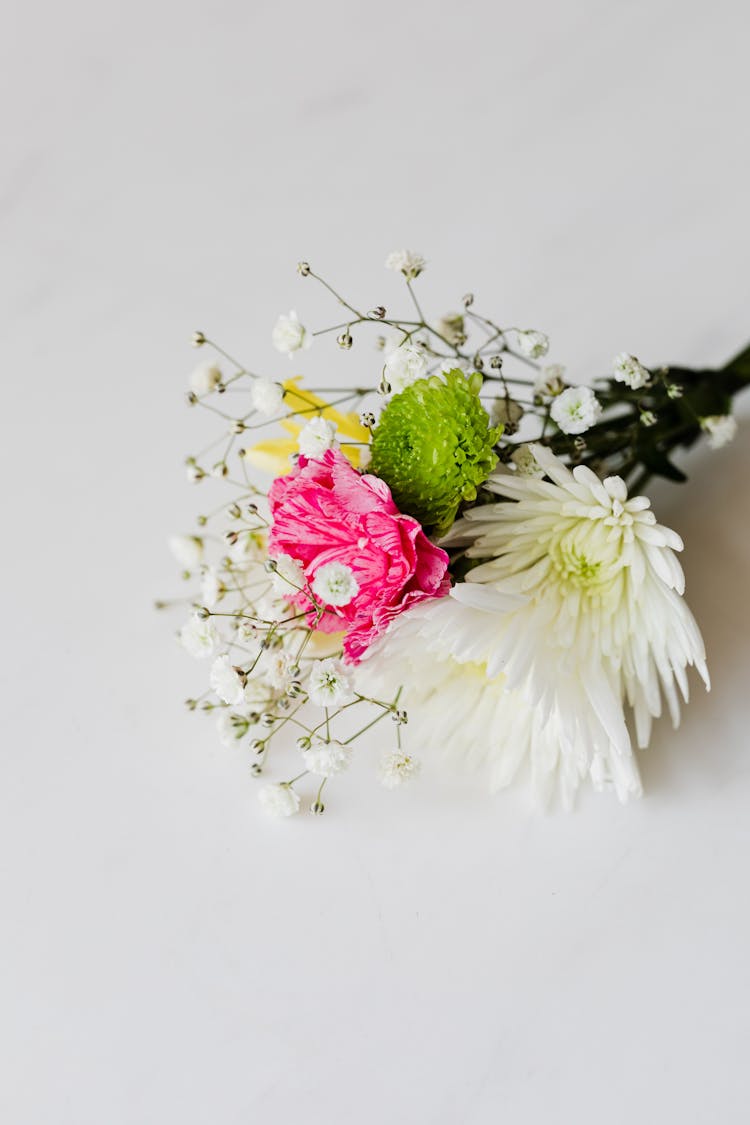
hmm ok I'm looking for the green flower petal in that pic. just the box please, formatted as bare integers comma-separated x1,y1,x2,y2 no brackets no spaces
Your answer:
370,369,502,535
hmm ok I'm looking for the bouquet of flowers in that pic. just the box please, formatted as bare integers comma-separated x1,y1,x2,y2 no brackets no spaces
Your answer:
163,252,748,816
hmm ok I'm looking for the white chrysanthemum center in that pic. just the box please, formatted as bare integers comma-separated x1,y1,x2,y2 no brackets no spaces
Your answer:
549,534,605,593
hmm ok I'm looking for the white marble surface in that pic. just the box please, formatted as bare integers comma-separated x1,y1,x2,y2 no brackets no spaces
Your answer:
3,0,750,1121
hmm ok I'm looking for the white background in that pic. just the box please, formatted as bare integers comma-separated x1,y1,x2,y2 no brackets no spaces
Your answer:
3,0,750,1121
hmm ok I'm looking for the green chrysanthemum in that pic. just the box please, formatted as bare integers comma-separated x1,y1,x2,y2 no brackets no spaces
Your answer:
370,369,502,535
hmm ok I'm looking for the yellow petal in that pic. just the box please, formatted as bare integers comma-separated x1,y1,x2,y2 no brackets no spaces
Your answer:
243,438,298,477
243,377,371,475
282,377,370,444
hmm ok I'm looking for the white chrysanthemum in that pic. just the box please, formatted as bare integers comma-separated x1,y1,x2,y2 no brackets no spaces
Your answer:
359,445,708,807
258,784,300,818
271,554,305,594
515,329,549,359
385,249,425,279
307,658,355,707
179,615,219,659
302,739,352,777
379,751,421,788
190,361,222,395
210,654,245,706
251,378,285,417
272,311,310,356
384,342,428,394
312,562,360,607
550,385,602,434
298,416,338,458
701,414,737,450
169,535,203,571
613,352,650,390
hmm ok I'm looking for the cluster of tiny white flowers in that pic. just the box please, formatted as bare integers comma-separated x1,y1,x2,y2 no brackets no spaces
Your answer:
550,385,602,434
190,361,222,395
383,342,429,394
311,562,360,607
251,378,285,417
297,416,338,458
272,311,310,356
385,249,426,280
270,554,305,594
379,751,421,788
200,568,222,609
307,658,355,707
169,535,204,571
534,364,565,398
701,414,737,449
613,352,650,390
210,654,245,706
302,739,352,777
258,784,301,818
180,615,219,659
515,329,549,360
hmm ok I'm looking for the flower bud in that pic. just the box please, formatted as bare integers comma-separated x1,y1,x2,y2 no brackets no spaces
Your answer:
297,261,311,277
369,306,386,320
191,331,206,347
337,332,353,350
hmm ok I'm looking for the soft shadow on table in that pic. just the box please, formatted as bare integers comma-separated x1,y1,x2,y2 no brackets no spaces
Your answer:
637,418,750,794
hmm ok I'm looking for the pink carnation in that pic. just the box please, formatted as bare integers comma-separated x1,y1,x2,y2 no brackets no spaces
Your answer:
268,450,450,663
